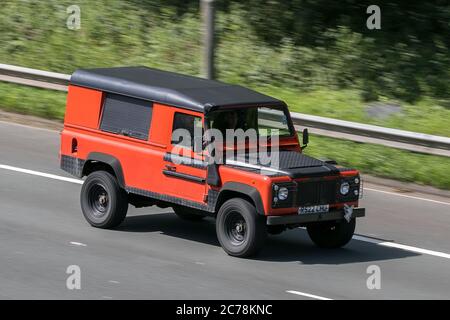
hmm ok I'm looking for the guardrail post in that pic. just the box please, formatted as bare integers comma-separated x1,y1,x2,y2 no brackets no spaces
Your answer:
201,0,215,80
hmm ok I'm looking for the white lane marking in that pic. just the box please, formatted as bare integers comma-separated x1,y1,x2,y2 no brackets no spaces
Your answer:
70,241,87,247
108,280,120,284
286,290,332,300
0,164,83,184
365,187,450,206
353,235,450,259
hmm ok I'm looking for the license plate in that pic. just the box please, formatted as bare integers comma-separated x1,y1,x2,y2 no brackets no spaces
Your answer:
298,204,329,214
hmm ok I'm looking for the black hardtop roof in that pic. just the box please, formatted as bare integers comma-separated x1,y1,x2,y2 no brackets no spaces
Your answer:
70,66,285,113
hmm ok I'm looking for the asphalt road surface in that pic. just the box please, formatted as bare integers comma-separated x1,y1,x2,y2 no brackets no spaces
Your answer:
0,120,449,300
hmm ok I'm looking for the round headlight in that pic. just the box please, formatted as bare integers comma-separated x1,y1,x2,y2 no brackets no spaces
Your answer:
355,177,360,184
340,182,350,195
278,187,289,200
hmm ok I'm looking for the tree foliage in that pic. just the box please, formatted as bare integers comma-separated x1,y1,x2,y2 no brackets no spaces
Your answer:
0,0,448,103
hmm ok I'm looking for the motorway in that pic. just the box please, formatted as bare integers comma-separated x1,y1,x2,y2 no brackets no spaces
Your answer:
0,120,449,299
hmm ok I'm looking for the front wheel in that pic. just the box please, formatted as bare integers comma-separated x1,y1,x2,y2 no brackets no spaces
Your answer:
216,198,266,257
80,171,128,229
307,218,356,248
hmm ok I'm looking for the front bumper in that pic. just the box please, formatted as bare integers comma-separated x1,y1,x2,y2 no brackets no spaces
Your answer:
266,207,365,226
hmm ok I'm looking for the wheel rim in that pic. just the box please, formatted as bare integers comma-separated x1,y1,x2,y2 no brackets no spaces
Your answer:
88,184,109,218
225,211,247,246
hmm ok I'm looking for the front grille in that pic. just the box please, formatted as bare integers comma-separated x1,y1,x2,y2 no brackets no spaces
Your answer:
271,177,360,209
296,180,338,206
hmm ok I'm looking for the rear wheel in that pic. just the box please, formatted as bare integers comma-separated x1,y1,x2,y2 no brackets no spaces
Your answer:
80,171,128,229
216,198,266,257
173,206,206,221
307,218,356,248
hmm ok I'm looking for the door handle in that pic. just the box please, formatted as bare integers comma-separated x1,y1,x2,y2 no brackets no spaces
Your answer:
165,164,176,171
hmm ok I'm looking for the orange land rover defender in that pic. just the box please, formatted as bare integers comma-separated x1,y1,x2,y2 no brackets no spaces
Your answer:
60,67,365,257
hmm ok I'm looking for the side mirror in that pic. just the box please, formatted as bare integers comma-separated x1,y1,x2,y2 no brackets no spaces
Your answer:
302,128,309,148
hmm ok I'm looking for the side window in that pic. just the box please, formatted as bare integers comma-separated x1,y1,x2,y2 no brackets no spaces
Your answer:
171,112,203,151
100,93,152,141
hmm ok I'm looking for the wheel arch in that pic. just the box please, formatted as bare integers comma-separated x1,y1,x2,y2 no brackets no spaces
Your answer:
215,182,265,215
82,152,126,189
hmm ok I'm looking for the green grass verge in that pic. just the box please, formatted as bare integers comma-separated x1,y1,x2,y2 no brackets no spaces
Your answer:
259,87,450,137
304,135,450,190
0,82,66,120
0,82,449,190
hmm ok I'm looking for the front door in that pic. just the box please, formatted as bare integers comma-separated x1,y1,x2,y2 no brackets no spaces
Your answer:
162,110,208,205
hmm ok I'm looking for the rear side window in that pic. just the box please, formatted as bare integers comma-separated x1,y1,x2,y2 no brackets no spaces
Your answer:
100,93,152,140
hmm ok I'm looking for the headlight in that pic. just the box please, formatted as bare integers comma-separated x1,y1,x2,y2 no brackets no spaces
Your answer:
340,182,350,195
278,187,289,201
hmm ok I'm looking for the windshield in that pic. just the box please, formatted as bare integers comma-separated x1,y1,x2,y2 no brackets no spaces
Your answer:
207,106,294,138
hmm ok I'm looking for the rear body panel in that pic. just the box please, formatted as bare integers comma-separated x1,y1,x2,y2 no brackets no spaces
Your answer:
62,86,207,205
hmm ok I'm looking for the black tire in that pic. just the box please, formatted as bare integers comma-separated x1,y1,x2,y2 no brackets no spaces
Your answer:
307,218,356,248
267,225,286,235
173,206,206,221
216,198,266,257
80,171,128,229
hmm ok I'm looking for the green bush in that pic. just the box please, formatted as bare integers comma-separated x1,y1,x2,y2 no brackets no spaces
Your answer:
1,1,448,104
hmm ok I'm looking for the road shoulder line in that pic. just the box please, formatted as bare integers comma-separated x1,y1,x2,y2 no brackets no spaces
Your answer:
286,290,332,300
0,164,83,184
353,235,450,259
